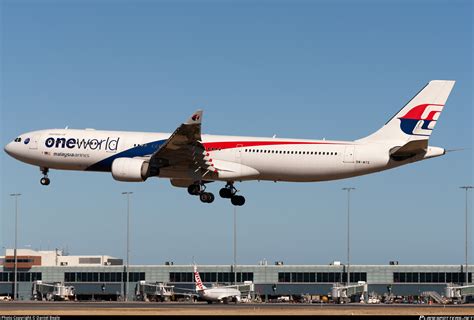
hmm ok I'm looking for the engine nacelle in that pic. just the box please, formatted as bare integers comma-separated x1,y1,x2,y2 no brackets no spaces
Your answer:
111,158,149,182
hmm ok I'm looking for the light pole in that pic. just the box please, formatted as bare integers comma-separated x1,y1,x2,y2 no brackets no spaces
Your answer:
233,206,237,285
342,187,355,286
10,193,21,300
460,186,473,286
122,191,133,301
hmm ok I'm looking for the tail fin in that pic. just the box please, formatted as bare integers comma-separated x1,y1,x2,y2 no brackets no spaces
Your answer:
358,80,455,143
193,265,207,291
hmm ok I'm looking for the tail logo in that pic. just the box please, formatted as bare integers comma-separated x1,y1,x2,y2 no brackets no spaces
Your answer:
398,104,444,136
194,270,205,290
191,114,200,121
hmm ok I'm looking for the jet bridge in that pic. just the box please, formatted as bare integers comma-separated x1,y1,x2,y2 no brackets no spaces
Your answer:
445,284,474,303
136,281,175,302
32,281,76,301
331,282,368,304
223,281,255,302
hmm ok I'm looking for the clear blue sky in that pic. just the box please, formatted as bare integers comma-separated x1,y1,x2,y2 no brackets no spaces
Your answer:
1,0,472,266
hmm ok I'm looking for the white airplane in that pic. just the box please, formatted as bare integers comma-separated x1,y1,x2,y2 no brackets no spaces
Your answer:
193,265,241,304
4,80,455,206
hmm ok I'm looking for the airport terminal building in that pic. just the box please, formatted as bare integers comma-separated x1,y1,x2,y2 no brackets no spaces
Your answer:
0,249,472,301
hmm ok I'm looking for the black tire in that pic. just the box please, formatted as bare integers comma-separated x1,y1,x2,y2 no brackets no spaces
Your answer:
231,195,244,206
231,195,245,206
188,184,200,195
207,192,215,203
40,177,50,186
219,188,232,198
200,192,209,203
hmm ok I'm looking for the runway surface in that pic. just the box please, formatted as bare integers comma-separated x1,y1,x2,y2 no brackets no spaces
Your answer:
1,302,474,316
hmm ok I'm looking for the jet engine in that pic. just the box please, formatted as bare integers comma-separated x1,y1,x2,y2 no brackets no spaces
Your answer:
111,158,149,182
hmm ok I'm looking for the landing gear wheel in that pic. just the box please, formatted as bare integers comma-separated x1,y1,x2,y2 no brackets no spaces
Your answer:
231,195,245,206
220,182,237,199
219,188,233,199
200,192,215,203
207,192,215,203
40,167,50,186
188,184,201,196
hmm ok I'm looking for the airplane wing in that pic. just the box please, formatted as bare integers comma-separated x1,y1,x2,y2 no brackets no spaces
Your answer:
149,110,215,177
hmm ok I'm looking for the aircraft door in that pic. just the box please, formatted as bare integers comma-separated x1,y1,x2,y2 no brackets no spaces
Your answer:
343,145,355,163
235,144,243,163
28,135,40,150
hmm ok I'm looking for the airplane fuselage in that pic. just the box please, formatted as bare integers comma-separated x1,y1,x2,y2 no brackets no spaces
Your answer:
4,128,443,183
198,286,241,303
4,80,455,205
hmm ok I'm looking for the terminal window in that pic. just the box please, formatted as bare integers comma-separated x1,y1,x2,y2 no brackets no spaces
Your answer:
169,272,253,283
5,258,34,263
278,272,366,283
64,272,145,283
0,272,41,282
393,272,472,283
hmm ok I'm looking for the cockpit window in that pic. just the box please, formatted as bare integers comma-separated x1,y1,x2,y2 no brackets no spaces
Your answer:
14,137,21,142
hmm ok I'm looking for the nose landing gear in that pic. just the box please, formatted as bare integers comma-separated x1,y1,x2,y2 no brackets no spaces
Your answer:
40,167,50,186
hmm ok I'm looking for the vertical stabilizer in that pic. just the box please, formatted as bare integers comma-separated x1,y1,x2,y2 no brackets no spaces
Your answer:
359,80,455,143
194,265,207,291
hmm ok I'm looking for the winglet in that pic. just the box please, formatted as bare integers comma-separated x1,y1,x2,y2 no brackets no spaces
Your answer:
185,110,203,125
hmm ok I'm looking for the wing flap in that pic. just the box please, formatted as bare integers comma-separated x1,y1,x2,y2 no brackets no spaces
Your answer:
149,110,214,176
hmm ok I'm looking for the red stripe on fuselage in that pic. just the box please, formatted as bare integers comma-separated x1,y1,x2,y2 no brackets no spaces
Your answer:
202,141,345,150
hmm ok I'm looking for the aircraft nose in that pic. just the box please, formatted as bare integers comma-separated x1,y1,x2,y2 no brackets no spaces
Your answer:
4,142,14,156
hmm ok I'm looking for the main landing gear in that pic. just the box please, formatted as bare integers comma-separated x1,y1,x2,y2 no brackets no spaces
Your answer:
40,167,50,186
219,183,245,206
187,182,245,206
187,182,215,204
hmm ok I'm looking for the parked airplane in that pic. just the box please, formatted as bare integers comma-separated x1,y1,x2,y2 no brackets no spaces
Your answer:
4,80,455,206
193,265,241,304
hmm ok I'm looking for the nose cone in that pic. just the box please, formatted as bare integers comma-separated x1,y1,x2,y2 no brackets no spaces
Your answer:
4,142,14,156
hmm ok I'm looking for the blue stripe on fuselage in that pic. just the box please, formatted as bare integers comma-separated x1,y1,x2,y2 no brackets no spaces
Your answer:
86,139,167,172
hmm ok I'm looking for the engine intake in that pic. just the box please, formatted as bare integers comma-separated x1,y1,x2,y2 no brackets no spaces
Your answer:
111,158,149,182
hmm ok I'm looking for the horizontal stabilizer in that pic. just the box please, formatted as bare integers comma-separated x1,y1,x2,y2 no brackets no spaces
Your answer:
389,140,428,161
